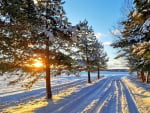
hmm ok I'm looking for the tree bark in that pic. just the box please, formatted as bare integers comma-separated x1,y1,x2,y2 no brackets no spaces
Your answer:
45,1,52,99
85,44,91,83
45,41,52,99
141,70,145,83
88,70,91,83
97,67,100,79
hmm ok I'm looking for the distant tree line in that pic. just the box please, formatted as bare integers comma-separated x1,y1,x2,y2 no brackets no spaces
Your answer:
112,0,150,83
0,0,108,99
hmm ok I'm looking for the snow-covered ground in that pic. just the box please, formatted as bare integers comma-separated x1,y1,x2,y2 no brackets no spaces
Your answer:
0,72,150,113
122,76,150,113
0,75,87,109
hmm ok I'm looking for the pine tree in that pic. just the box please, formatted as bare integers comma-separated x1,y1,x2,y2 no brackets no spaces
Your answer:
75,20,97,83
0,0,38,72
112,0,150,83
0,0,78,99
92,41,108,79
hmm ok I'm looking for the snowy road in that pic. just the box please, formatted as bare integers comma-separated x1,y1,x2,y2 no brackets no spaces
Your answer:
36,76,139,113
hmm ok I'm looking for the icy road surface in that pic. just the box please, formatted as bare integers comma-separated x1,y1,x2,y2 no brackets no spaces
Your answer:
36,76,140,113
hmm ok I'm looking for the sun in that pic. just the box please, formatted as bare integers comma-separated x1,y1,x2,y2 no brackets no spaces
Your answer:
33,61,43,68
33,0,38,4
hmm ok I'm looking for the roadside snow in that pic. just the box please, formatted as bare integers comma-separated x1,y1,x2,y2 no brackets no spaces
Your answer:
0,75,86,97
0,74,89,110
122,76,150,113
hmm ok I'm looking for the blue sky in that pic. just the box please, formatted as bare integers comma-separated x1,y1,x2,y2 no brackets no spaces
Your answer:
64,0,128,69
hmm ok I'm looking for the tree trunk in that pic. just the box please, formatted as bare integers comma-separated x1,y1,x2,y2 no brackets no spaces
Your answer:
46,65,52,99
45,41,52,99
45,1,52,99
85,44,91,83
146,71,150,84
148,72,150,84
88,70,91,83
141,70,145,83
97,67,100,79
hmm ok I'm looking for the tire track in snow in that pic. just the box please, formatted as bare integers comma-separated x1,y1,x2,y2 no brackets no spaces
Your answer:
95,80,117,113
81,80,114,113
120,80,139,113
37,77,111,113
84,77,117,113
53,78,110,113
116,80,122,113
35,76,140,113
85,76,137,113
120,80,129,113
95,93,114,113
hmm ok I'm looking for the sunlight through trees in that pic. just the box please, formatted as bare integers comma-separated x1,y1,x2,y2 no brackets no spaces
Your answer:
0,0,108,99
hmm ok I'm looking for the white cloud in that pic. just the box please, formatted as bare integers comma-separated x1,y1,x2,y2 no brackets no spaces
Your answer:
95,32,102,38
107,58,128,69
111,29,121,35
103,42,111,46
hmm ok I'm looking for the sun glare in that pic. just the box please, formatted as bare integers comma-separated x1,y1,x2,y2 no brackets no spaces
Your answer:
33,0,38,4
33,61,43,68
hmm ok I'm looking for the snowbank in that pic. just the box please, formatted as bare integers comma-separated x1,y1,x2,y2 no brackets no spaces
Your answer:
122,76,150,113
